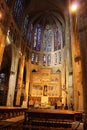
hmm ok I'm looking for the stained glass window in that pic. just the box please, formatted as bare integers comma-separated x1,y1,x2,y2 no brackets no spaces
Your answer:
22,15,29,40
43,25,52,52
47,54,51,66
27,24,33,46
43,54,46,64
35,54,39,64
31,53,35,63
33,24,41,51
13,0,24,28
54,26,61,51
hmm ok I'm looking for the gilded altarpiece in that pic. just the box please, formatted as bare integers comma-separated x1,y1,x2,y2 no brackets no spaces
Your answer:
30,68,61,97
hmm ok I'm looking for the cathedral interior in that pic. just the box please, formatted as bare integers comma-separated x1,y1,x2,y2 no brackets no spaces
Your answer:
0,0,87,129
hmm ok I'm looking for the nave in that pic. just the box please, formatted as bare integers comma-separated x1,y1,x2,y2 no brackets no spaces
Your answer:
0,0,87,130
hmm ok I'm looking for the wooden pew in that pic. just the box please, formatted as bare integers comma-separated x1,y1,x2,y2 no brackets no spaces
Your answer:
0,106,27,129
0,116,24,130
23,108,82,130
0,106,27,120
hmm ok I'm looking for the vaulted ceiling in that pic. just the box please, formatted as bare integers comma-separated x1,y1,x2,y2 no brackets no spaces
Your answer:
0,0,69,73
24,0,68,25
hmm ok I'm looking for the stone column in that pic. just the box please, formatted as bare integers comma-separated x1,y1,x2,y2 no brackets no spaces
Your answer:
24,59,31,106
70,13,83,112
0,28,6,67
16,55,25,106
77,0,87,116
61,61,66,106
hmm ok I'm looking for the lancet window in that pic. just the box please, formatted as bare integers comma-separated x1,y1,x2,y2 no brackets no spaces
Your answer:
27,24,33,46
13,0,24,28
47,54,51,66
33,24,42,51
22,15,29,40
54,26,61,51
43,25,52,52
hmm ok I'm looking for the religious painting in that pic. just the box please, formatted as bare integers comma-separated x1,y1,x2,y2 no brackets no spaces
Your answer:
32,84,43,96
47,85,58,97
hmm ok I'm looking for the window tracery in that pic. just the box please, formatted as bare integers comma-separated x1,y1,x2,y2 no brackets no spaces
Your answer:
43,54,46,65
43,25,52,52
22,15,29,40
21,21,63,66
33,24,42,51
31,53,35,63
31,53,39,64
13,0,24,28
47,54,51,66
54,26,61,51
35,54,39,64
27,24,33,46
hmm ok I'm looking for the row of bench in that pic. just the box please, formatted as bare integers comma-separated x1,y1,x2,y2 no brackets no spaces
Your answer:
23,108,83,130
0,107,84,130
0,106,27,130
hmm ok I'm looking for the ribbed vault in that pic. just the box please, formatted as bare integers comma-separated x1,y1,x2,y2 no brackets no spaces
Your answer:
24,0,68,26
